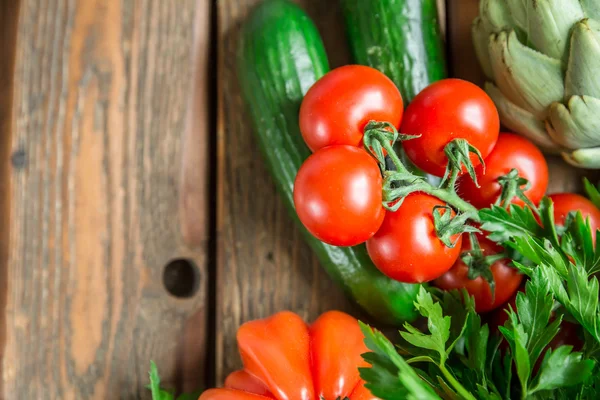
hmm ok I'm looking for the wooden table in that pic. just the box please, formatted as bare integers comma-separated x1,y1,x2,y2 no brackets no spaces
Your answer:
0,0,595,398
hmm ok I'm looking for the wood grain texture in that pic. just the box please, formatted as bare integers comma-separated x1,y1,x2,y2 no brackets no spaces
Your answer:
446,0,600,192
0,0,22,397
446,0,485,84
215,0,356,385
3,0,210,398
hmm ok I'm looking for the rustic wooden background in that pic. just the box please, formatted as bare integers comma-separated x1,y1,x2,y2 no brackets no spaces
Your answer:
0,0,596,398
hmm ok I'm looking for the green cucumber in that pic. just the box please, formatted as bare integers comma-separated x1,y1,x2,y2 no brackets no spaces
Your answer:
341,0,447,103
237,0,419,325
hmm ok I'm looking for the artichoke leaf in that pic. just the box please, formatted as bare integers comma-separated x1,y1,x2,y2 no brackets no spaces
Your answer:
563,147,600,168
547,95,600,149
527,0,585,62
580,0,600,20
506,0,528,32
489,30,564,119
486,82,561,152
566,18,600,99
472,17,494,79
480,0,514,31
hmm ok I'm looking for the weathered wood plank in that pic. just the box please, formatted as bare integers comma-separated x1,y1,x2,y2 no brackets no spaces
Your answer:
446,0,599,193
215,0,356,385
0,0,22,397
3,0,210,398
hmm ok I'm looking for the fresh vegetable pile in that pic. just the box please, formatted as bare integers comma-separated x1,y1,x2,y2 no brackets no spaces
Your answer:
151,0,600,399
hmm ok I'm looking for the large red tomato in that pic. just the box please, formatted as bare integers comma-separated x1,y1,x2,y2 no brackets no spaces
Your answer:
457,133,548,209
299,65,404,152
434,234,523,313
366,193,462,283
294,146,385,246
401,79,499,177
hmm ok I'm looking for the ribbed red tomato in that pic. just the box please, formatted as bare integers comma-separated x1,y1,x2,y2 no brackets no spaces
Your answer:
401,79,499,177
299,65,403,152
434,234,523,313
293,146,385,246
457,133,548,209
199,311,379,400
366,193,462,283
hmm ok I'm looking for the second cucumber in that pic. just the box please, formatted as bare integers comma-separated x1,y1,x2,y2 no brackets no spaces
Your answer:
341,0,446,103
237,0,420,325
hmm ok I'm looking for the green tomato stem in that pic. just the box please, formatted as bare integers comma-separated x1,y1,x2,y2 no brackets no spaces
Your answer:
420,186,480,221
363,121,481,220
378,131,411,175
443,167,461,191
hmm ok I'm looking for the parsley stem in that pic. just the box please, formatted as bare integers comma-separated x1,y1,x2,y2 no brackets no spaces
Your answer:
439,363,477,400
406,355,435,364
406,356,477,400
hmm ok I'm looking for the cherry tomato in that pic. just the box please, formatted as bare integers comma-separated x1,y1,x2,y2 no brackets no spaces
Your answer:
457,133,548,209
294,146,385,246
366,193,462,283
434,234,523,313
401,79,500,177
548,193,600,237
299,65,403,152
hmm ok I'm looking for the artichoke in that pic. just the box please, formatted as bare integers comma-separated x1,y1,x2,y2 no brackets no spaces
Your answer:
473,0,600,168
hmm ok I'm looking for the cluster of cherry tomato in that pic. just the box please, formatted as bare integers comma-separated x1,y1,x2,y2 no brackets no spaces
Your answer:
293,65,600,314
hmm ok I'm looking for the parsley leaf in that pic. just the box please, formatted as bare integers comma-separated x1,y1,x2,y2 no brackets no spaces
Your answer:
561,212,600,275
359,322,441,400
539,263,600,344
530,346,595,393
482,199,600,345
584,178,600,209
400,288,451,363
479,205,543,243
494,272,595,397
514,271,559,365
148,362,201,400
149,361,175,400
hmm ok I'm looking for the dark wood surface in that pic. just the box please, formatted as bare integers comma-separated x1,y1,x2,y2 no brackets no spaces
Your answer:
1,0,210,398
0,0,597,398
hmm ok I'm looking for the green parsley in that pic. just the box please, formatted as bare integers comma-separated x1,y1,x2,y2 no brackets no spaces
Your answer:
360,196,600,400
